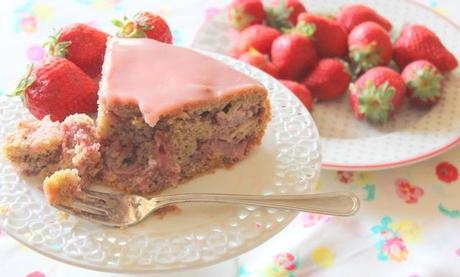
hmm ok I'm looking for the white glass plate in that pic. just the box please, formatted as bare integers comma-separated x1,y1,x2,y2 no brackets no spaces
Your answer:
191,0,460,170
0,51,321,273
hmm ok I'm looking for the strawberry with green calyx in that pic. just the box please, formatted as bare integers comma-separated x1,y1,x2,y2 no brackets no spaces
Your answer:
279,80,313,111
271,23,318,80
228,0,265,31
239,48,279,78
113,12,172,43
267,0,306,29
11,57,99,122
394,24,457,72
349,67,406,124
402,60,444,107
302,58,351,100
44,23,109,78
230,24,281,57
348,21,392,74
297,13,348,58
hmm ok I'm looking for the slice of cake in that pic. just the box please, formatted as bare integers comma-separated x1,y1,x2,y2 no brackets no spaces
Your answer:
97,38,270,193
3,38,270,201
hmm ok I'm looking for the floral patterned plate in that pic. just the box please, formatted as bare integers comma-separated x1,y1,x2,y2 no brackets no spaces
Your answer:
192,0,460,171
0,50,321,273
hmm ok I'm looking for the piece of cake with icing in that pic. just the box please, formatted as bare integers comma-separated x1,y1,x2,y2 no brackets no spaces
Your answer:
97,38,270,193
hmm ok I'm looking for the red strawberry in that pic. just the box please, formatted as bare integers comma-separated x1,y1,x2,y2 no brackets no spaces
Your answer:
230,24,281,57
45,23,108,78
228,0,265,31
113,12,172,43
302,58,351,100
394,24,458,72
239,49,279,78
402,60,444,107
279,80,313,111
11,58,98,122
349,67,406,124
271,26,318,80
348,21,392,74
267,0,307,28
297,13,348,58
337,4,392,32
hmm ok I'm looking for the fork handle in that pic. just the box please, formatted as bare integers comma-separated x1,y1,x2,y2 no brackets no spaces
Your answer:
156,191,360,216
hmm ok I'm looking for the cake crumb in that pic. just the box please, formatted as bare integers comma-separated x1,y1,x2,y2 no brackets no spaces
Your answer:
0,205,10,215
154,205,181,219
57,211,70,222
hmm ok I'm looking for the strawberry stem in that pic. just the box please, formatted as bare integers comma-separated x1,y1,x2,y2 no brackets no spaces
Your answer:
43,30,71,57
285,21,316,37
407,65,444,101
9,64,34,105
113,15,147,38
357,80,396,124
266,0,294,30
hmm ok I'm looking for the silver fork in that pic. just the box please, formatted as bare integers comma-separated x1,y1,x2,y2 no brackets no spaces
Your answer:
53,190,360,227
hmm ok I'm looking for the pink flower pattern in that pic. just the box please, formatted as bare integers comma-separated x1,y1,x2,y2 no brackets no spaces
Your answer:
395,179,424,204
274,252,296,271
382,237,408,262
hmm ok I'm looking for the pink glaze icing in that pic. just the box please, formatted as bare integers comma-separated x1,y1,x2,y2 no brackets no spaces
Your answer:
100,38,264,126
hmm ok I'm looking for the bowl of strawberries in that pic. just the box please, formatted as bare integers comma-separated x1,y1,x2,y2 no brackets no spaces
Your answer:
192,0,460,170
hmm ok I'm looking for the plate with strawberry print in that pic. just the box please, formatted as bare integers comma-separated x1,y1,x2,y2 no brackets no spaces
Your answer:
192,0,460,170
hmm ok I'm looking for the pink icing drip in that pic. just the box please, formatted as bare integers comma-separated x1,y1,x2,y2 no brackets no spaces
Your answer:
100,38,264,126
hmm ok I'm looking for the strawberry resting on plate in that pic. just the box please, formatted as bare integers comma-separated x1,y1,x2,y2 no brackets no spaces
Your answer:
337,4,392,32
297,13,348,58
271,24,318,81
394,24,458,72
402,60,444,107
113,12,173,43
279,79,313,111
349,67,406,124
302,58,351,101
239,48,279,78
11,57,99,122
228,0,265,31
45,23,109,78
348,21,392,74
230,24,281,57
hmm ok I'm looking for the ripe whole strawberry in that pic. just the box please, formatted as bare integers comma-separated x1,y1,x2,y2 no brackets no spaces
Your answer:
349,67,406,124
228,0,265,31
12,57,99,122
337,4,392,32
113,12,172,43
394,24,458,72
230,24,281,57
271,26,318,80
402,60,444,107
239,49,279,77
279,80,313,111
348,21,392,73
267,0,307,28
302,58,351,100
45,23,108,78
297,13,348,58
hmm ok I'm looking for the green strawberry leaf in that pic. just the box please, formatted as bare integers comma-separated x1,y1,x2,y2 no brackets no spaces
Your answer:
358,80,396,124
266,0,293,30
